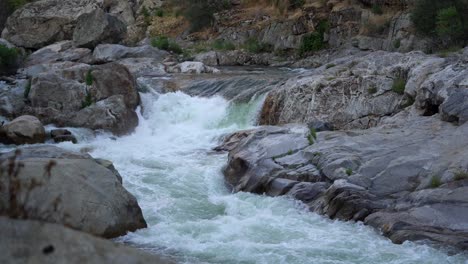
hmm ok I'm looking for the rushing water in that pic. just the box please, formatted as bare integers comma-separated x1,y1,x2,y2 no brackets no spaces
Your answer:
4,72,468,263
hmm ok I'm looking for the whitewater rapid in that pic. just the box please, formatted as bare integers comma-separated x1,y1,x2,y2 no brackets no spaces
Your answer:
50,89,467,264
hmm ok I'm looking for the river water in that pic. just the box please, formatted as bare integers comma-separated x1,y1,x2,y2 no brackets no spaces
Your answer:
3,70,468,263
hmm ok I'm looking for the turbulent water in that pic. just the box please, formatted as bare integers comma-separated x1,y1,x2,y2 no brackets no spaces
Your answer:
5,72,468,263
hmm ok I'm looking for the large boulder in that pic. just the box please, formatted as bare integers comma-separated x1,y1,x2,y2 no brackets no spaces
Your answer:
0,146,147,238
1,0,135,49
0,217,173,264
0,115,45,145
24,62,140,135
1,0,99,49
73,9,127,49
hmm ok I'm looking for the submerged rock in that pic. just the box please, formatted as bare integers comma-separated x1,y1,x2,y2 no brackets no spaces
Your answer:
0,217,173,264
0,145,147,238
50,128,77,144
0,115,45,145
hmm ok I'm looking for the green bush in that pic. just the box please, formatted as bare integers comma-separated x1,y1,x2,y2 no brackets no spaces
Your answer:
7,0,32,10
85,70,93,86
0,44,18,75
392,77,406,94
368,86,377,94
371,4,383,15
289,0,305,10
151,36,183,54
211,39,236,51
430,176,442,188
243,38,273,53
454,170,468,181
154,8,164,17
299,20,329,56
436,7,464,41
81,91,93,109
345,168,353,176
23,79,31,99
411,0,468,46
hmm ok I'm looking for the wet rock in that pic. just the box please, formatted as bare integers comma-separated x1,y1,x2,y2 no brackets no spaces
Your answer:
0,145,147,238
0,217,173,264
73,9,127,49
0,115,45,145
50,129,77,144
221,112,468,249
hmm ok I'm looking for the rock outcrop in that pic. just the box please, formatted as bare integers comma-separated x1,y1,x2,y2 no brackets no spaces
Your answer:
23,62,140,135
1,0,135,49
0,115,45,145
219,111,468,250
73,9,127,49
260,48,467,130
0,217,173,264
0,145,147,238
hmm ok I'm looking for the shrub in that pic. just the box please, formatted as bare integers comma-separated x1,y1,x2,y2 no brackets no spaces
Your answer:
154,8,164,17
392,77,406,94
212,39,236,51
393,39,401,49
411,0,468,47
243,38,273,53
151,36,183,54
7,0,32,10
289,0,305,10
326,63,336,69
368,86,377,94
430,176,442,188
299,20,329,56
81,91,93,109
307,128,317,145
0,44,18,75
371,4,383,15
345,168,353,176
182,0,231,33
85,70,93,86
436,7,464,42
23,79,31,99
454,170,468,181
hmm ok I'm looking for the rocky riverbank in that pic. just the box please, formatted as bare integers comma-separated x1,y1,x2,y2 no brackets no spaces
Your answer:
217,47,468,250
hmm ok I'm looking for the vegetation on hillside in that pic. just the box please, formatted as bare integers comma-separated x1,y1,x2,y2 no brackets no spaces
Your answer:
0,44,18,75
411,0,468,48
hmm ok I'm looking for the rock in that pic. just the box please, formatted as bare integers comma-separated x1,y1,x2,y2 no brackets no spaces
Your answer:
117,58,166,78
2,0,136,49
167,61,220,74
0,115,45,145
220,112,468,249
25,41,92,67
71,95,139,135
1,0,99,49
0,38,15,49
73,9,127,49
92,44,168,63
0,145,147,238
24,62,139,135
0,217,173,264
0,79,27,118
50,129,77,144
259,49,465,130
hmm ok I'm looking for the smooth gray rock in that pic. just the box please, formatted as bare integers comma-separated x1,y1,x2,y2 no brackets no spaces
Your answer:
92,44,168,63
0,145,147,238
73,9,127,49
0,115,45,145
220,111,468,249
25,41,92,67
0,217,173,264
